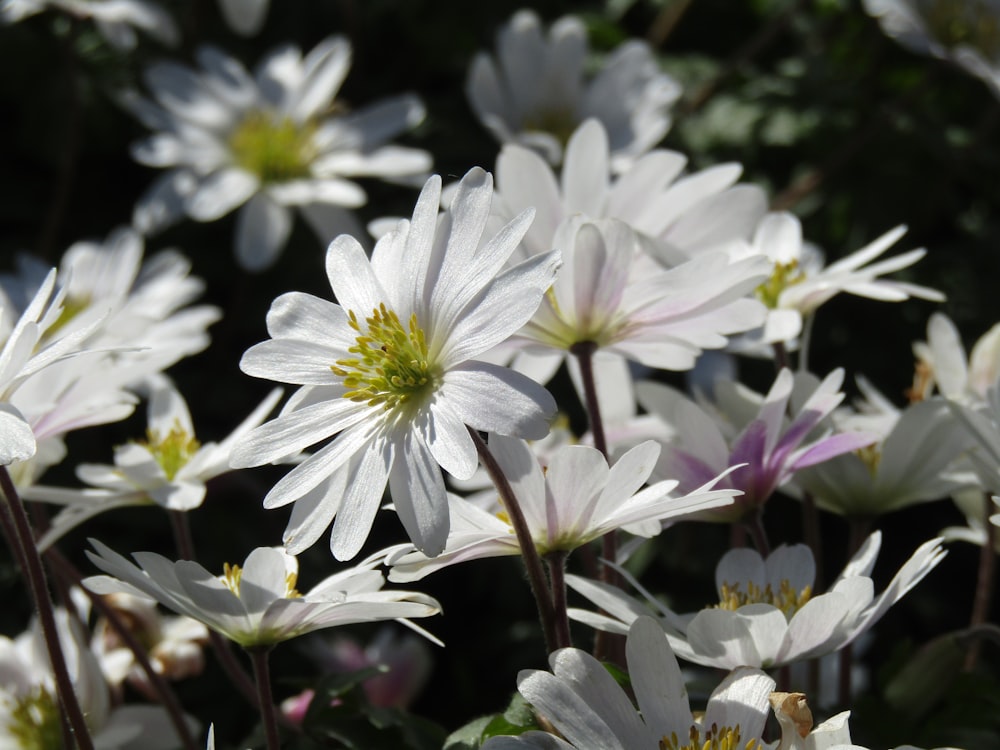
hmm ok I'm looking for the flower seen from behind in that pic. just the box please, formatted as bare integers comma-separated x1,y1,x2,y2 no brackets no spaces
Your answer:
231,168,560,560
85,543,441,649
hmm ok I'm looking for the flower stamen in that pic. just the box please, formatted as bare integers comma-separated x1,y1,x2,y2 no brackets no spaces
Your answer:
229,111,318,183
755,260,804,309
659,722,761,750
717,579,812,617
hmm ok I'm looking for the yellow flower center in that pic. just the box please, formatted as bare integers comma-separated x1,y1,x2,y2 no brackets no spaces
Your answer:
221,563,302,599
137,422,200,480
920,0,1000,58
229,111,318,182
43,294,91,341
660,723,761,750
854,443,882,478
755,260,804,309
717,579,812,617
331,304,439,411
4,687,63,750
522,106,579,148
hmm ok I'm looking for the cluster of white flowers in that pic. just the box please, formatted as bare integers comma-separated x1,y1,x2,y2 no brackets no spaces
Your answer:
0,4,997,750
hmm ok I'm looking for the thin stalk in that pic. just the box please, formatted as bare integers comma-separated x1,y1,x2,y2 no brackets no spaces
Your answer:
546,551,573,651
964,492,997,671
248,647,281,750
0,467,94,750
646,0,692,47
772,341,791,373
745,508,772,557
801,491,823,591
169,509,196,560
44,548,198,750
468,427,557,654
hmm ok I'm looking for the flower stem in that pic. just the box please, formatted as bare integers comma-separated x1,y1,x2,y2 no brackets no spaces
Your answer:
468,427,557,654
744,508,772,557
44,548,198,750
546,551,573,650
964,492,997,671
0,467,95,750
248,646,281,750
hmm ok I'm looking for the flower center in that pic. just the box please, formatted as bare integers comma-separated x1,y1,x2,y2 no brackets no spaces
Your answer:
755,260,804,309
229,111,318,182
4,687,63,750
43,294,91,341
854,443,882,478
137,422,200,480
331,305,438,411
221,563,301,599
717,579,812,617
522,106,579,148
920,0,1000,58
660,723,761,750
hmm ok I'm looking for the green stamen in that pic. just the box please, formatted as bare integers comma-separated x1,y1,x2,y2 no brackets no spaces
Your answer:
755,260,804,309
229,111,318,182
717,579,812,617
659,723,761,750
137,422,200,480
331,304,438,411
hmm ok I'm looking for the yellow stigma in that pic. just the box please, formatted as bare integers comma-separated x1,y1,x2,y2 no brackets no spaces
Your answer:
755,260,804,309
523,107,579,148
221,563,302,599
229,111,318,182
659,723,761,750
854,443,882,479
921,0,1000,58
137,422,200,481
331,305,438,411
717,579,812,617
5,687,63,750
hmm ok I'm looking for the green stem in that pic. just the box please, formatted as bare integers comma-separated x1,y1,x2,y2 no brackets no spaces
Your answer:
468,427,557,654
964,492,997,671
0,467,94,750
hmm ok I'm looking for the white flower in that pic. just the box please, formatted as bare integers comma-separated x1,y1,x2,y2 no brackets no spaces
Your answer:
24,378,282,548
230,168,559,560
467,9,681,170
735,212,943,348
481,616,775,750
126,36,431,271
567,532,947,669
381,435,737,581
912,312,1000,402
769,693,856,750
84,543,441,649
863,0,1000,99
0,605,193,750
0,0,178,49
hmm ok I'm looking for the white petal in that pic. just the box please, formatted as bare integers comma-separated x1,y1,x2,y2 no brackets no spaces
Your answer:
185,169,259,221
235,193,293,272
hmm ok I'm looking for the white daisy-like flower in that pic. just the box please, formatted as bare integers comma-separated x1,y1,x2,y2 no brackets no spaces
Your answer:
567,532,947,669
0,0,178,49
230,168,560,560
467,9,680,170
24,378,282,548
0,605,193,750
912,312,1000,402
84,543,441,649
863,0,1000,99
126,36,431,271
381,435,738,581
481,616,776,750
734,212,944,349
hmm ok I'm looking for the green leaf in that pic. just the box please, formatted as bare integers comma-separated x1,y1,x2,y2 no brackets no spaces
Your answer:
444,716,492,750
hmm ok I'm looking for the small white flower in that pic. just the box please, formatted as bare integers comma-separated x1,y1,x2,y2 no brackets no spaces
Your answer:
84,543,441,649
231,168,560,561
467,9,681,170
381,435,737,581
567,532,947,669
481,616,775,750
127,36,431,270
912,312,1000,402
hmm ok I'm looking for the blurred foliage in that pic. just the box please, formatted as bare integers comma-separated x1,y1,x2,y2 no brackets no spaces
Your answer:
2,0,1000,749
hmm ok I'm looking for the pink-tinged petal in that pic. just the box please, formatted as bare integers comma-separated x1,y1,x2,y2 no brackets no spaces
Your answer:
788,430,879,472
627,617,693,741
325,235,388,317
440,363,555,440
263,422,378,508
185,168,259,221
330,438,393,560
235,193,293,272
562,120,609,217
389,433,449,557
230,397,366,468
655,445,722,496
